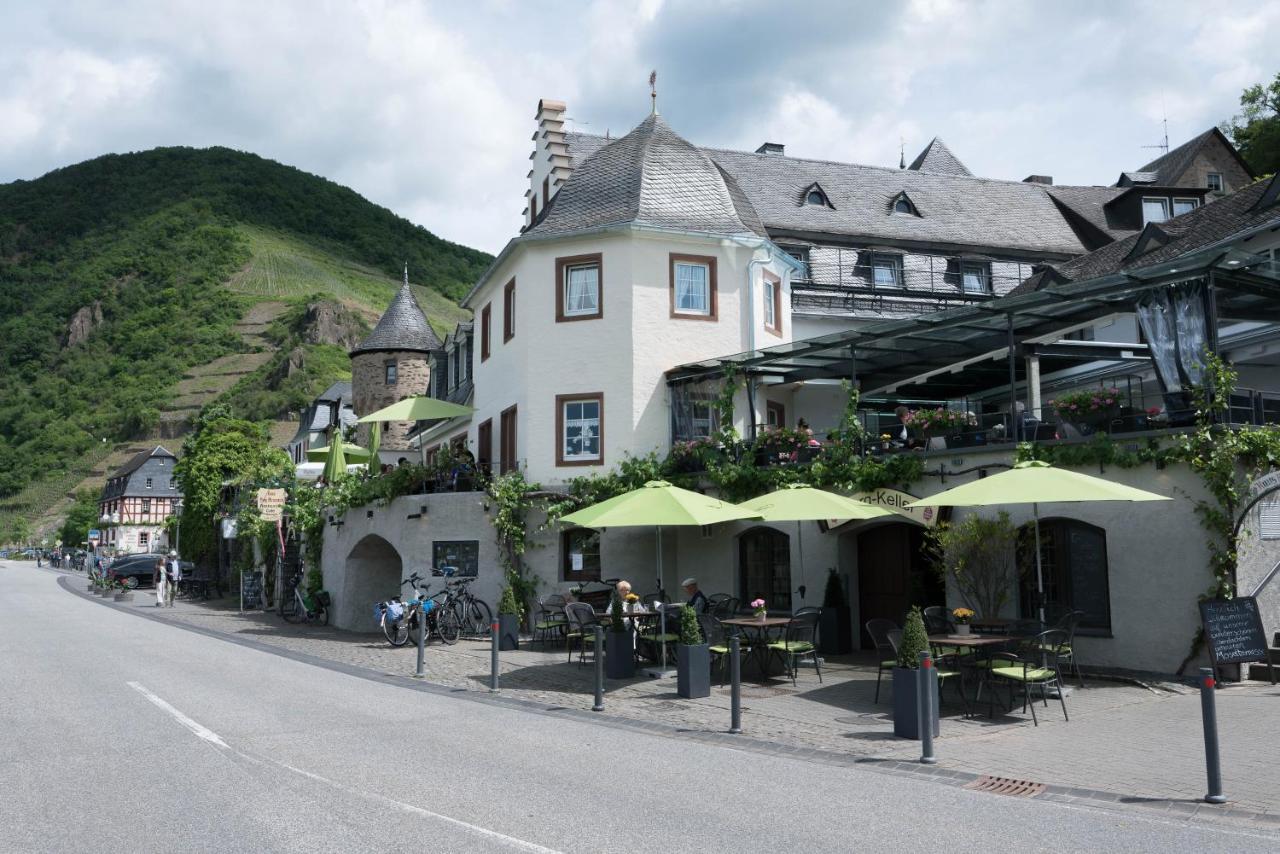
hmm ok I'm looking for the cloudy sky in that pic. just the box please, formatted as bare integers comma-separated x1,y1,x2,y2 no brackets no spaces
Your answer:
2,0,1275,254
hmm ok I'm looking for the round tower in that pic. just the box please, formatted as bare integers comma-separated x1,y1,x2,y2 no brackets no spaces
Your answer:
349,278,442,453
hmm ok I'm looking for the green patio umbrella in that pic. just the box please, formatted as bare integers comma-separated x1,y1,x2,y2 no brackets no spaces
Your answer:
906,460,1170,624
306,443,372,463
320,432,348,482
357,396,474,423
737,484,896,603
365,421,381,470
560,480,760,675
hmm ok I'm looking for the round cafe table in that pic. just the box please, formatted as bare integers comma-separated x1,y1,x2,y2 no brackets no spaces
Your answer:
721,616,791,681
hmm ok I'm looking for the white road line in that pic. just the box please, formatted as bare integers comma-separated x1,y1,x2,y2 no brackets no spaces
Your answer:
124,681,564,854
127,681,229,748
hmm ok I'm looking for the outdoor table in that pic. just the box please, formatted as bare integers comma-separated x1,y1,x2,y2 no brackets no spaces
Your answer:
722,617,791,682
929,633,1023,717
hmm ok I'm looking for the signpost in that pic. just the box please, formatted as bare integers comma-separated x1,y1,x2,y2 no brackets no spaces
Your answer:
1199,596,1275,685
256,488,287,523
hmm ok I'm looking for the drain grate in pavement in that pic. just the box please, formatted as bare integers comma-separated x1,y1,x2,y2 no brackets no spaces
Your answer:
964,775,1046,798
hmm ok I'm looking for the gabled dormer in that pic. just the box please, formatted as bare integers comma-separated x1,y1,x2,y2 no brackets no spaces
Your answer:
1124,222,1174,262
801,182,833,209
889,191,920,217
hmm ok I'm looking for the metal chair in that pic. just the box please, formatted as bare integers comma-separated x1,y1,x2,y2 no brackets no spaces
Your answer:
638,602,683,664
922,605,955,635
563,602,599,666
1046,609,1085,688
532,594,568,647
697,613,735,685
866,618,900,703
766,611,822,686
987,629,1070,726
711,596,740,619
706,593,731,611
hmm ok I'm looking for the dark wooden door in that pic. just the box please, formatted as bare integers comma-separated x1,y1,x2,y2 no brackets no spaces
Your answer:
856,523,941,648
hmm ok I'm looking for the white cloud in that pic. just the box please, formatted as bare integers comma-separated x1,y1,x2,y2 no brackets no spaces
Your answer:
0,0,1274,255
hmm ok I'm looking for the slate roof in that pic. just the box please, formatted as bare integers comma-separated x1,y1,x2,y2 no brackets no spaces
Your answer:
108,446,176,480
906,137,973,177
1129,127,1254,186
528,114,767,239
350,282,442,355
1044,185,1136,245
1009,176,1279,294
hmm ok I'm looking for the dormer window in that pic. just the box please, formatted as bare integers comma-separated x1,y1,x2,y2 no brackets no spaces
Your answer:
802,183,832,208
1141,197,1170,225
890,192,919,216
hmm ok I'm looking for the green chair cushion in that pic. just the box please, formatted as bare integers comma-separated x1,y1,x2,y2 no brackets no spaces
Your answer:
936,669,961,679
991,665,1055,682
879,659,897,668
1033,643,1072,656
709,645,730,655
643,633,679,643
931,645,964,656
766,641,815,653
535,620,566,630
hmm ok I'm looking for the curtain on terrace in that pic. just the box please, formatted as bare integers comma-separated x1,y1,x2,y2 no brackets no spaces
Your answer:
1135,278,1208,395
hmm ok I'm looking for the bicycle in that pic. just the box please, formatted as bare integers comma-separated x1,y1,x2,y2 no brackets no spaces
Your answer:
377,574,434,647
281,572,330,626
443,577,493,638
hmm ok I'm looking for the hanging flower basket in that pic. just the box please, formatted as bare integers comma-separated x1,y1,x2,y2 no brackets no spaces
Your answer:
1051,388,1121,434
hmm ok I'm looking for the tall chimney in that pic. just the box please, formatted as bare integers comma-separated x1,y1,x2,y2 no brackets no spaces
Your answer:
526,99,570,228
755,142,785,156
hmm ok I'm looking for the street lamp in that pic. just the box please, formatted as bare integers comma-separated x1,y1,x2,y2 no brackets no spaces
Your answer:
173,498,184,560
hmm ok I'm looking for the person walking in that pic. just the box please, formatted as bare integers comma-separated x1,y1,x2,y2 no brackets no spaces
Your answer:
36,550,42,568
153,557,168,607
167,551,181,606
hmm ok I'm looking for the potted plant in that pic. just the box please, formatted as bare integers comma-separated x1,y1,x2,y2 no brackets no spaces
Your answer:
819,569,853,655
1050,388,1121,434
113,579,133,602
904,407,973,445
605,593,635,679
750,597,768,623
497,586,520,651
951,607,974,635
892,606,940,740
676,605,710,699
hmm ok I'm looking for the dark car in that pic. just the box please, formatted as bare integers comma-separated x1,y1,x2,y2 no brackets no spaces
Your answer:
108,554,166,589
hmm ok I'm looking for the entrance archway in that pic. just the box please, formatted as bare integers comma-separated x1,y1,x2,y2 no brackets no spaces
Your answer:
339,534,403,631
854,522,943,648
738,527,791,611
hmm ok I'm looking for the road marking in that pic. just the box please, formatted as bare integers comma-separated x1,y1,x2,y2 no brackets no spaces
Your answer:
124,681,563,853
126,681,229,749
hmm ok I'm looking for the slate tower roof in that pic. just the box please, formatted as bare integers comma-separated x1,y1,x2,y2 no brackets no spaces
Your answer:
350,281,442,356
906,137,973,177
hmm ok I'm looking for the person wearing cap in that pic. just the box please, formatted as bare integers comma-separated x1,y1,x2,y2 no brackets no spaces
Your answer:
167,550,182,605
682,577,709,614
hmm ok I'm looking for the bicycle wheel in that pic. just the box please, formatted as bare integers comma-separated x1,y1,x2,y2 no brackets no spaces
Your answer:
384,616,409,646
467,599,493,636
281,594,304,624
437,601,462,645
313,604,330,627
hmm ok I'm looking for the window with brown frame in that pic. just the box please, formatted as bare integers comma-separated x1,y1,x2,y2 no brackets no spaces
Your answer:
669,253,717,320
503,278,516,341
450,434,467,452
766,400,786,430
762,270,782,335
477,419,493,474
480,303,491,361
555,392,604,466
425,445,440,467
561,528,602,581
499,405,518,474
556,254,603,321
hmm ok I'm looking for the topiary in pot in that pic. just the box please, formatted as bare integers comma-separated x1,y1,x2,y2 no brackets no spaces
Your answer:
605,593,634,679
497,586,520,651
893,606,939,739
677,604,710,698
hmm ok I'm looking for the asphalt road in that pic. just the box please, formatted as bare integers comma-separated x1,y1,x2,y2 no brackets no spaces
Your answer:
1,560,1275,853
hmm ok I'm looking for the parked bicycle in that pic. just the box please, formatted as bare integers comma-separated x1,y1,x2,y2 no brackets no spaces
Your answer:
437,575,492,638
377,574,435,647
281,571,330,626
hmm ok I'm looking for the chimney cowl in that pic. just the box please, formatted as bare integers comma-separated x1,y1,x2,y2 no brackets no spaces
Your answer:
755,142,785,156
1022,174,1053,185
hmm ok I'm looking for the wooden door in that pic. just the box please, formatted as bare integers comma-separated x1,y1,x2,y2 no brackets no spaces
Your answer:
856,523,942,648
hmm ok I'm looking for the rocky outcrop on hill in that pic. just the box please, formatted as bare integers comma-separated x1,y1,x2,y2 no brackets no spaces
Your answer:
63,301,103,348
267,346,308,387
298,301,365,350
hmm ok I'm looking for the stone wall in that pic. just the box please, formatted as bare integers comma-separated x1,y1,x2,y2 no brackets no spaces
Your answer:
351,350,431,450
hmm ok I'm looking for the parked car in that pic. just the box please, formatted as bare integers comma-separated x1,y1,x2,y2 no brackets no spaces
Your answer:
108,554,165,588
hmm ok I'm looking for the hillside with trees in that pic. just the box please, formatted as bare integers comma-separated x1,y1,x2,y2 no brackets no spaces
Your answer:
0,147,488,540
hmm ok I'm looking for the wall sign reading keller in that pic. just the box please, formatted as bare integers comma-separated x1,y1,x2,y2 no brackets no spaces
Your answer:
1199,596,1274,684
433,540,479,578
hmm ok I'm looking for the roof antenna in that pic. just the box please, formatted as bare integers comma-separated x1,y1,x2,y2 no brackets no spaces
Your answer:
649,69,658,115
899,136,905,170
1142,100,1170,156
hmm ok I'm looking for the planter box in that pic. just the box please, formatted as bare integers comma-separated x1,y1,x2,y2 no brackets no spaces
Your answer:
605,630,635,679
819,607,852,655
114,592,134,602
498,614,520,651
676,643,711,698
892,667,940,740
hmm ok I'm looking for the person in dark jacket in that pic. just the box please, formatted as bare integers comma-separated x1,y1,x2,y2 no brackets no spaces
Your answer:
682,577,709,614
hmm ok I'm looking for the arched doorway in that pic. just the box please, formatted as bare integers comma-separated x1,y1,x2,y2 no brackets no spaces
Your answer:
855,521,942,648
339,534,403,631
739,527,791,611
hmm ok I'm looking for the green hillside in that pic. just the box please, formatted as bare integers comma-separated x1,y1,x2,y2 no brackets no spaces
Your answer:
0,147,489,529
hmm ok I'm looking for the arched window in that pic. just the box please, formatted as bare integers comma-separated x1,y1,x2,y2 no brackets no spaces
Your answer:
803,183,831,208
1018,518,1111,632
890,192,919,216
739,527,791,611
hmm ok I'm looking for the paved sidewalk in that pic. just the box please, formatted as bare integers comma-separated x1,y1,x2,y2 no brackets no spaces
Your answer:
85,583,1280,819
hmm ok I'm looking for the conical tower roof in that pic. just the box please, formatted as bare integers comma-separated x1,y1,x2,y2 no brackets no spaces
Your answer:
350,280,442,356
906,137,972,177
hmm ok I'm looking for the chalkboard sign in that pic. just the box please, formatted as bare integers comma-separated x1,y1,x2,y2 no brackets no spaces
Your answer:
241,571,264,611
1199,597,1273,682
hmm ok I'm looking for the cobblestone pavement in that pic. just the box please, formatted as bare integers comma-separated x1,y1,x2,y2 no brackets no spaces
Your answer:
84,583,1280,819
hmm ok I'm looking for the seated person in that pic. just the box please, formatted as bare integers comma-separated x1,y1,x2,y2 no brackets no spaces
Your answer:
682,577,709,614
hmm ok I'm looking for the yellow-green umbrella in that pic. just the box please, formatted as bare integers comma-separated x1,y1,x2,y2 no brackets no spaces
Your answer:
306,443,371,463
321,433,348,482
357,396,474,423
907,460,1170,624
737,484,895,604
365,421,381,469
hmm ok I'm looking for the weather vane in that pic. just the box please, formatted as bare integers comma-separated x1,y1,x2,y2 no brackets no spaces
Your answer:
649,69,658,115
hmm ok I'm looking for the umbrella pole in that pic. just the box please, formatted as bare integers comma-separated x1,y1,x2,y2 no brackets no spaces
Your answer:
1033,502,1046,627
658,526,666,670
796,520,804,605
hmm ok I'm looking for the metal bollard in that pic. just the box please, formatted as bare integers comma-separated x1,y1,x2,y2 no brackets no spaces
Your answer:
592,626,605,711
490,621,500,692
918,650,937,765
1199,667,1226,804
729,635,742,734
415,609,426,678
